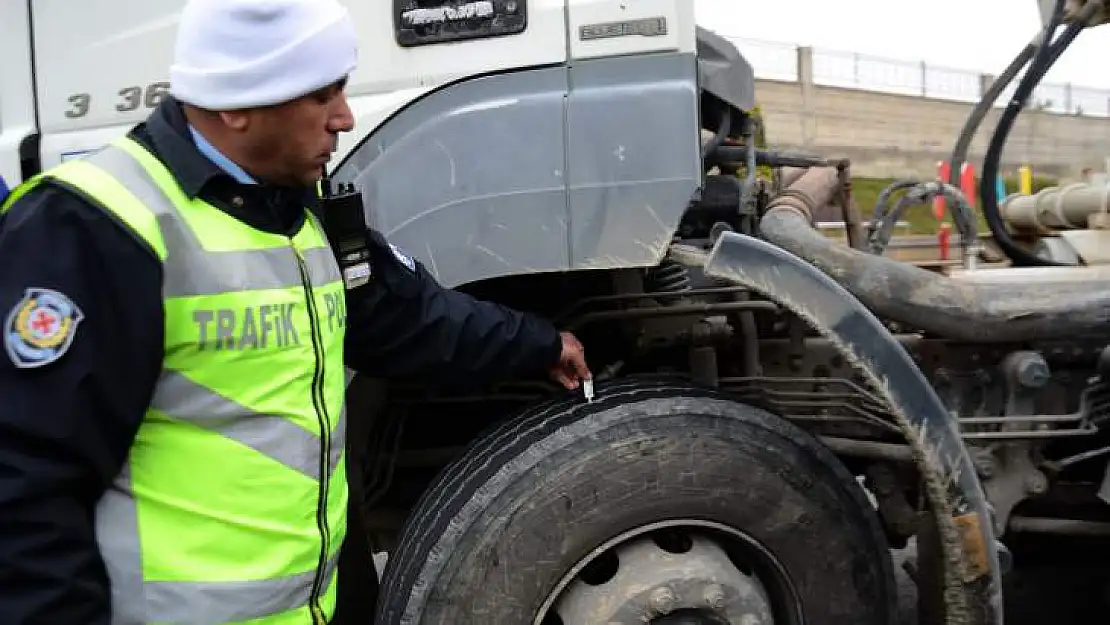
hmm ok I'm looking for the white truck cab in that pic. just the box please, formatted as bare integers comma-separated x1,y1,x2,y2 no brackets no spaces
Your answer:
1,2,756,291
1,2,750,218
0,2,36,191
6,1,687,178
5,0,754,284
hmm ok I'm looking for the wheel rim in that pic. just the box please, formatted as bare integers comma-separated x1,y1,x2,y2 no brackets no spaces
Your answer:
533,519,803,625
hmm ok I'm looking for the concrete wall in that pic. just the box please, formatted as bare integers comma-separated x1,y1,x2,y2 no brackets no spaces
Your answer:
753,46,1110,180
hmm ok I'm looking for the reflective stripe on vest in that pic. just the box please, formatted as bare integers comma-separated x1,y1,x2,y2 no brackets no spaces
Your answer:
17,137,350,625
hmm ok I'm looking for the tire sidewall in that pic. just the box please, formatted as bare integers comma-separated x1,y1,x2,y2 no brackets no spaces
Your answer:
380,385,897,625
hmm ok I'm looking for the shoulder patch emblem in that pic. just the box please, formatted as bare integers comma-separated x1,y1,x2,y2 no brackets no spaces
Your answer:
389,242,416,272
4,288,85,369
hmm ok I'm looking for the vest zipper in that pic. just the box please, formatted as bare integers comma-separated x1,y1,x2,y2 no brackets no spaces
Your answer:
292,244,333,624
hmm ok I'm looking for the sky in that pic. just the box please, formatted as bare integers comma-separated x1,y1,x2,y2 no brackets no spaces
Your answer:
693,0,1110,90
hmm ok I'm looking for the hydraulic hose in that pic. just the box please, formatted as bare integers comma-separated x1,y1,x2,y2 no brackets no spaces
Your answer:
702,107,732,163
947,0,1059,183
943,35,1039,248
739,113,758,231
758,167,1110,343
867,180,979,258
944,0,1058,266
979,0,1099,267
871,191,925,254
946,41,1038,180
869,179,919,228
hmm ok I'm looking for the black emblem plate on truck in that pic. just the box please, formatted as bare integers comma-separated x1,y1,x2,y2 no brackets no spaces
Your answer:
394,0,527,47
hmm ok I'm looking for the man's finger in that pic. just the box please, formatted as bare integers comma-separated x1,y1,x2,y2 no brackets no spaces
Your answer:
551,368,576,390
570,356,592,381
562,368,581,389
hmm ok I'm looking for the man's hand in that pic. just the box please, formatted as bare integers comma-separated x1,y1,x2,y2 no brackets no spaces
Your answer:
548,331,592,390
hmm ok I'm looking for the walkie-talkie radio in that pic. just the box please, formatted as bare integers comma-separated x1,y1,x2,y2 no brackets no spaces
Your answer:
319,175,373,290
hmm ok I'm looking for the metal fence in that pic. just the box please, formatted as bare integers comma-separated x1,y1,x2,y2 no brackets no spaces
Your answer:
728,37,1110,117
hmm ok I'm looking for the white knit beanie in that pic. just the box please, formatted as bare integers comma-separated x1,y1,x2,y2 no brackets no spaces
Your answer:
170,0,359,110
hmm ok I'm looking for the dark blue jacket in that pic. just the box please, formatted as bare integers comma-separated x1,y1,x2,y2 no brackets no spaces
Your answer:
0,98,562,624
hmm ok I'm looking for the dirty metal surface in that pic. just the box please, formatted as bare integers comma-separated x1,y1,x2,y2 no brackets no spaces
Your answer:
553,534,772,624
702,230,1003,625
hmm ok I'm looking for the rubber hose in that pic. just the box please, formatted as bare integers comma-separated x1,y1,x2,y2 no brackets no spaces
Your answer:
702,107,732,162
739,113,757,229
758,171,1110,343
870,192,924,254
944,7,1049,256
870,179,920,226
868,180,920,252
946,37,1040,181
979,0,1097,267
946,32,1036,246
933,182,980,244
870,182,979,255
948,0,1057,180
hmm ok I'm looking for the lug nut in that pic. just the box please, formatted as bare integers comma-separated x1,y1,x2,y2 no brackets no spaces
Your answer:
704,584,726,609
649,587,676,615
1026,471,1047,495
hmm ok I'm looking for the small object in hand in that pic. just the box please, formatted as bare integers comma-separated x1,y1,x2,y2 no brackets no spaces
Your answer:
583,378,594,403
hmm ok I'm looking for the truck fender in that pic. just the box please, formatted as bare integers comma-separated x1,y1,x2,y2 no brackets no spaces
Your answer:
703,230,1004,625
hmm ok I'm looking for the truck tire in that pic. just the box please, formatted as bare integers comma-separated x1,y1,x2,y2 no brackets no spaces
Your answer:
375,377,898,625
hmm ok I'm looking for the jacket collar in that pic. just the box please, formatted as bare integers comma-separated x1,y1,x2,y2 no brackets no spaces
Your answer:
143,96,227,200
141,97,319,211
131,97,322,234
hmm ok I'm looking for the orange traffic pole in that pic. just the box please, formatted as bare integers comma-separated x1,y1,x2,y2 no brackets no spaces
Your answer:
934,160,949,219
960,161,977,209
938,222,951,261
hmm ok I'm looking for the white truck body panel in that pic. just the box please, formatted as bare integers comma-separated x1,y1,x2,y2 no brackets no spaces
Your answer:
29,0,178,167
6,0,699,185
2,0,760,291
567,0,695,59
0,1,36,187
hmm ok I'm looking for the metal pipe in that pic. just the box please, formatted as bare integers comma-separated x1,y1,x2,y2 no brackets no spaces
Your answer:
778,166,808,189
757,167,1110,342
818,436,913,463
567,300,779,330
836,161,865,251
1001,182,1110,231
716,145,840,169
946,265,1110,284
702,107,732,162
1008,516,1110,537
552,286,754,323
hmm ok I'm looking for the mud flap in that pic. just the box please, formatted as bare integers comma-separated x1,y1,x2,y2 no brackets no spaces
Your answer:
703,231,1003,625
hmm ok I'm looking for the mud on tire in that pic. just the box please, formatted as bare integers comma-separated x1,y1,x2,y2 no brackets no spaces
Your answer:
375,377,899,625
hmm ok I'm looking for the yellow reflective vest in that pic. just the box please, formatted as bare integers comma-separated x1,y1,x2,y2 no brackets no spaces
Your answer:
3,136,349,624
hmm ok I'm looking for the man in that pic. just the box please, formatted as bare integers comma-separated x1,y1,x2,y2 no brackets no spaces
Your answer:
0,0,590,623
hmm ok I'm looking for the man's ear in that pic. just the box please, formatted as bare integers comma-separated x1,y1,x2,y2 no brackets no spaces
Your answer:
219,110,252,132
